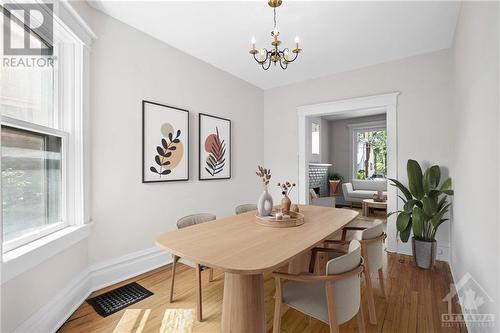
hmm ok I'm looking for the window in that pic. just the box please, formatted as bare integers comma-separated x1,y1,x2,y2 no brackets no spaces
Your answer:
353,128,387,180
311,122,320,155
1,7,84,252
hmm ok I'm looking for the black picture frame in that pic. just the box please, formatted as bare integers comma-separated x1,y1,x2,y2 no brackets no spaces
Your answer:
198,113,231,180
142,100,189,183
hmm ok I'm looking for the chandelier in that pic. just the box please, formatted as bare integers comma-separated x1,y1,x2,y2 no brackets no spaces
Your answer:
249,0,301,70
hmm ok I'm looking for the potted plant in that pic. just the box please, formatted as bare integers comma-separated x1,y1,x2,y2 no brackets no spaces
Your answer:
388,160,453,269
328,172,344,196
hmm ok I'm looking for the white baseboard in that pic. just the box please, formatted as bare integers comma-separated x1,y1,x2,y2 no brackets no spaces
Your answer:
13,247,172,333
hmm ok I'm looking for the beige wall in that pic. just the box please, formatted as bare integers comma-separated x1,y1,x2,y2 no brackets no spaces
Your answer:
451,1,499,326
264,49,454,256
86,8,264,264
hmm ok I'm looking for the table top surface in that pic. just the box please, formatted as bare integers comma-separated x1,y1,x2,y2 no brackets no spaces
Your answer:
155,205,358,274
363,198,388,205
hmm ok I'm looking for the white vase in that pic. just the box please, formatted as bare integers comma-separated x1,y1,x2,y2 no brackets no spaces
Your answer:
257,188,273,216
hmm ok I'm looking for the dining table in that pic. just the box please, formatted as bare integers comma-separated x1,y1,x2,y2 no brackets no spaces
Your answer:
155,204,358,333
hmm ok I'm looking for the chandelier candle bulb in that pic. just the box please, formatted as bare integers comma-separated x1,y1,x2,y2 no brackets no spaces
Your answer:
251,36,256,51
294,36,300,49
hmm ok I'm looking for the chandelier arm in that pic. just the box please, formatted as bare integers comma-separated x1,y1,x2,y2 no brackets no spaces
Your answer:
284,50,299,63
278,56,288,70
252,48,271,65
262,54,272,70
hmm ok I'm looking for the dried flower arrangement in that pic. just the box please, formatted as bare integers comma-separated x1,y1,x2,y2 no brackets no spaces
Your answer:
277,181,296,197
256,166,271,187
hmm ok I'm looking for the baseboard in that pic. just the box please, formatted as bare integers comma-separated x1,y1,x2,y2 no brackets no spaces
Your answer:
448,263,477,333
90,247,172,291
13,269,92,333
13,247,172,333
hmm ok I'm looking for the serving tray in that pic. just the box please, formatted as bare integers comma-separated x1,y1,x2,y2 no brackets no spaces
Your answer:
255,211,305,228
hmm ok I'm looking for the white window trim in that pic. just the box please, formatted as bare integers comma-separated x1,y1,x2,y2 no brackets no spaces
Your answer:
347,120,387,181
297,92,399,253
1,1,94,280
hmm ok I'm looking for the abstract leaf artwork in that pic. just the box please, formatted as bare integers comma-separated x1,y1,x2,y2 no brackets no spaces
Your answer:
149,127,182,176
199,113,231,180
204,127,226,176
142,101,189,183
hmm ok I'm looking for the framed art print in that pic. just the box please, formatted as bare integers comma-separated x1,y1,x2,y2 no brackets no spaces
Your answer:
199,113,231,180
142,100,189,183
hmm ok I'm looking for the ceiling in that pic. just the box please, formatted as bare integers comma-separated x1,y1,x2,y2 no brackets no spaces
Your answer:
88,1,461,90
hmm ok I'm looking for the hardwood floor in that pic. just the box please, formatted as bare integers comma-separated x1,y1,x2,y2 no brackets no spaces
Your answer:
59,214,466,333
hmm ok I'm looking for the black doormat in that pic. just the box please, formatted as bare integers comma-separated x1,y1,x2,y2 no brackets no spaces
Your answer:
86,282,153,317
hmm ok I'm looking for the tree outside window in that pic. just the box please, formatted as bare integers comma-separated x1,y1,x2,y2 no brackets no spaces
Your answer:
355,129,387,179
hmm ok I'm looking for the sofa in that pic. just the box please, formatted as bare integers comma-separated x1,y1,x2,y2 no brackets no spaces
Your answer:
342,179,387,205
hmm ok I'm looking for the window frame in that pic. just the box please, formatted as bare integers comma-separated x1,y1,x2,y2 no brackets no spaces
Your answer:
1,4,85,253
1,116,69,252
347,120,387,181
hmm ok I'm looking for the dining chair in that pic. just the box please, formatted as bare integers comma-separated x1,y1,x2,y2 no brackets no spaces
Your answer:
272,240,365,333
318,221,387,325
170,213,216,322
235,204,257,215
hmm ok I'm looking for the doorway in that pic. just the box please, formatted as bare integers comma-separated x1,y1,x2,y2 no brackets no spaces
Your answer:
297,93,399,253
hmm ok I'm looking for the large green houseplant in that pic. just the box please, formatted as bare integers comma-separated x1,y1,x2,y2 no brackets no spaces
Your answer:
389,159,453,269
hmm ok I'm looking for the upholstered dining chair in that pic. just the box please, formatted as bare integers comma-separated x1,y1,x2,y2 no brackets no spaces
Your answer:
272,240,365,333
170,213,216,322
235,204,257,215
317,221,386,325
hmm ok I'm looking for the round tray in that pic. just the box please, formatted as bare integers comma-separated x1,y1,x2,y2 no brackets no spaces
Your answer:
255,211,305,228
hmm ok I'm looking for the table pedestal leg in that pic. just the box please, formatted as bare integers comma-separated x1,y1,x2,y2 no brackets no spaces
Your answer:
221,273,265,333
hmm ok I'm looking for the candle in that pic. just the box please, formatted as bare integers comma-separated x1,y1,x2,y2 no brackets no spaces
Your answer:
294,36,300,49
251,36,256,51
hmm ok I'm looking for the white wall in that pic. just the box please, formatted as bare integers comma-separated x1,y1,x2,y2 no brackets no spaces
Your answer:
1,240,88,332
264,49,454,256
328,114,386,184
451,2,499,329
87,8,264,265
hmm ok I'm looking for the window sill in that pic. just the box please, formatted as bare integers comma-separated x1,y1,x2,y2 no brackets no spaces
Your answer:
2,224,91,283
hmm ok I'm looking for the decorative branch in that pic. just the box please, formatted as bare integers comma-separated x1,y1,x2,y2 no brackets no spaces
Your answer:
150,129,181,177
205,127,226,176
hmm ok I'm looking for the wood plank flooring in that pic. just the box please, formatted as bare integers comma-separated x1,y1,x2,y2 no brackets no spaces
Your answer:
59,213,466,333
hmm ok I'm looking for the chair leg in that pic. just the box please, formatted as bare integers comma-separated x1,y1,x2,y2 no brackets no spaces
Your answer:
325,281,340,333
364,270,377,325
196,264,203,322
357,306,366,333
361,246,377,325
208,267,214,282
378,268,386,299
169,255,179,303
273,278,283,333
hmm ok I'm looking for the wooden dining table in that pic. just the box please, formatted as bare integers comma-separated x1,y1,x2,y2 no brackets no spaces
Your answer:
155,204,358,333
